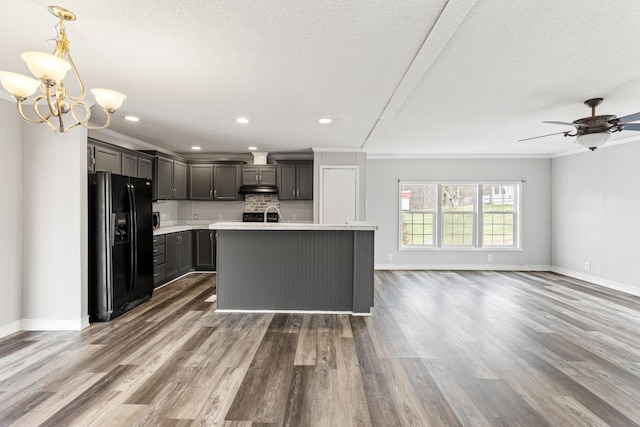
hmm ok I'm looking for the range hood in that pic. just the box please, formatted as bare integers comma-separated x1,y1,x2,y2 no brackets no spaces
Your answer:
238,151,279,194
238,185,278,194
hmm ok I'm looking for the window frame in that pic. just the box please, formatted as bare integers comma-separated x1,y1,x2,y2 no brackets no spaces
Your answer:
398,181,521,251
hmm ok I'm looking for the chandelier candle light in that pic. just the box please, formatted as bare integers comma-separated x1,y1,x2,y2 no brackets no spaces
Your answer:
0,5,125,133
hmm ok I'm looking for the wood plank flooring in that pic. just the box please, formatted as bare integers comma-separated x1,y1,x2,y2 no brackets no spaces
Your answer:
0,271,639,426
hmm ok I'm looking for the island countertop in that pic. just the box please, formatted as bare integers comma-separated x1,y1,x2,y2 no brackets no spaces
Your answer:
209,221,377,231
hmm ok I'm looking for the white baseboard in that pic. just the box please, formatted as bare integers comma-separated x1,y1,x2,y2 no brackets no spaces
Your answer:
21,317,88,331
375,263,551,271
0,320,21,339
550,266,640,297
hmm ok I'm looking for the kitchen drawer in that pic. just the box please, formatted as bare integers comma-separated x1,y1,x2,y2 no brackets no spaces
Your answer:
153,253,166,267
154,264,166,287
153,235,166,245
153,243,166,256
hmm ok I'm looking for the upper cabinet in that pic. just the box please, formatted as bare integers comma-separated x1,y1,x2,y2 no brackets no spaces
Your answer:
189,164,214,200
155,155,187,200
88,139,153,180
213,164,240,200
278,162,313,200
93,144,122,174
241,165,277,187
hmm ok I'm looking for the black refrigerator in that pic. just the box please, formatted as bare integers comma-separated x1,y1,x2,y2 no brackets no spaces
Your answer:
88,172,154,321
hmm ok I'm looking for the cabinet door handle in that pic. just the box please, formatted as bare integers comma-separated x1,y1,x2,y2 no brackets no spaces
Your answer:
209,232,213,241
214,189,217,198
154,272,159,277
210,189,213,198
91,156,96,166
256,174,259,183
297,189,300,198
153,258,158,263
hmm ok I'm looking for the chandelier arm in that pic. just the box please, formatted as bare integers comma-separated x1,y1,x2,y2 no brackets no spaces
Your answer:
16,99,46,125
43,83,60,118
63,52,86,101
54,89,65,132
82,111,113,131
31,96,57,132
64,101,91,132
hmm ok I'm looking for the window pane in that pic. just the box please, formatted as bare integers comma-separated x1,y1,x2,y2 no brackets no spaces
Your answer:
482,185,516,246
442,212,474,246
442,185,475,246
401,184,436,247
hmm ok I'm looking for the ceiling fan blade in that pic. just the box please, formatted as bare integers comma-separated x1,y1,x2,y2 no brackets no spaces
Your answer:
517,131,569,142
542,121,587,127
621,123,640,131
617,111,640,123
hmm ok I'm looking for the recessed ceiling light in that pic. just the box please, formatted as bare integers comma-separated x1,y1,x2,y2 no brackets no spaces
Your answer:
191,146,201,150
236,117,249,124
124,115,140,122
248,146,258,151
318,118,332,124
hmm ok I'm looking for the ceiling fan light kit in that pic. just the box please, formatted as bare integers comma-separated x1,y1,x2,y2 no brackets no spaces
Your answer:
0,5,125,133
521,97,640,151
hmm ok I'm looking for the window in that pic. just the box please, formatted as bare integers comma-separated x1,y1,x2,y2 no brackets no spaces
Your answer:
482,184,516,246
401,184,436,246
441,184,476,247
399,182,520,249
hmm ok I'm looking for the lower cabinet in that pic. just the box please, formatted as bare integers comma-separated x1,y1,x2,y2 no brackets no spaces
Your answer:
194,230,216,270
166,231,192,281
153,229,215,288
153,235,167,287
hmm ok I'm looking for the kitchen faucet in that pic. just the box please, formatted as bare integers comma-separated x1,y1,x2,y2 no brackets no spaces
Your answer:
264,205,282,222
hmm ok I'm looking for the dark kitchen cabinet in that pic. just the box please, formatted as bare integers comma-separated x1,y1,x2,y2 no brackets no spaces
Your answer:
213,164,240,200
155,156,187,200
138,157,153,180
122,153,138,177
165,231,191,281
241,165,277,187
189,164,214,200
88,139,153,179
278,162,313,200
153,234,167,287
193,230,216,270
94,145,122,174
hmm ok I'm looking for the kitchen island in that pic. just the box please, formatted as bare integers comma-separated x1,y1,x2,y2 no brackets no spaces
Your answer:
210,222,377,315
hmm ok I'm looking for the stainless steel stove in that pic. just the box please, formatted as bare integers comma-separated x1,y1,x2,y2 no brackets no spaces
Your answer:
242,212,279,222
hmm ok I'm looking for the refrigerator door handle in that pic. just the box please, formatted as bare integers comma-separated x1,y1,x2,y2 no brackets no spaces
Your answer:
127,183,138,293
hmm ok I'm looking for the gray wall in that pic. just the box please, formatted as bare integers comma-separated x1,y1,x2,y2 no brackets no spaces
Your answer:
552,143,640,295
0,100,23,335
22,123,88,329
367,157,552,269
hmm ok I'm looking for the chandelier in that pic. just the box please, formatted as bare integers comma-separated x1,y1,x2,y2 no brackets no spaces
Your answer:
0,6,125,133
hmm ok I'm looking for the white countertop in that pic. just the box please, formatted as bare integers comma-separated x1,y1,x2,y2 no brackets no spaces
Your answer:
154,221,377,235
210,221,377,231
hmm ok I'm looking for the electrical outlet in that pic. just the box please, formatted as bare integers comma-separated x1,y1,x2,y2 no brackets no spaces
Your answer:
488,254,493,262
585,262,591,271
292,214,297,221
193,213,198,220
387,253,393,261
218,214,223,220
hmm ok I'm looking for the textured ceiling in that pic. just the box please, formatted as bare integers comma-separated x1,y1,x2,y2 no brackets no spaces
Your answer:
2,0,640,156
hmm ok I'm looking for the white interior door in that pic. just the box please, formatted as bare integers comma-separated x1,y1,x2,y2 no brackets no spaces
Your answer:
320,166,358,224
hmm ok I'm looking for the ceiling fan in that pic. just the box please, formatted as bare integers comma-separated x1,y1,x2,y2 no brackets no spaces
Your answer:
519,98,640,150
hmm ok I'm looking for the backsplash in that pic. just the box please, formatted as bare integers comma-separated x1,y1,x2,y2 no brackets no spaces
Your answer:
244,194,280,212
